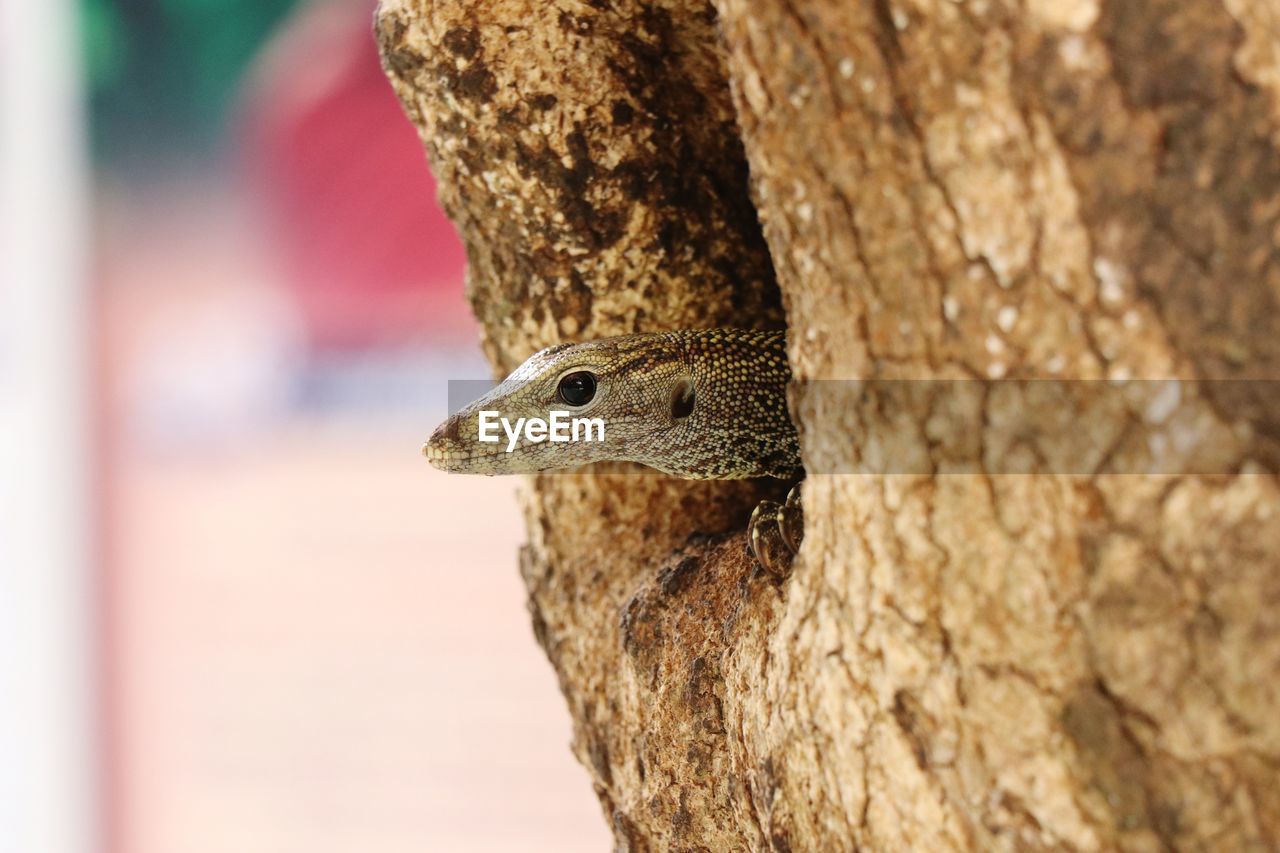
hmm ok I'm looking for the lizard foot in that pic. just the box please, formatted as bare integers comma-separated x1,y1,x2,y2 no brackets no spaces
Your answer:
747,484,804,578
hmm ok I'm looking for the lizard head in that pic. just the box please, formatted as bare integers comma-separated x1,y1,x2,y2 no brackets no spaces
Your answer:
423,334,696,475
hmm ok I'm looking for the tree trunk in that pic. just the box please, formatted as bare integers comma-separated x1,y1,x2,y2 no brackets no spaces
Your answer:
379,0,1280,849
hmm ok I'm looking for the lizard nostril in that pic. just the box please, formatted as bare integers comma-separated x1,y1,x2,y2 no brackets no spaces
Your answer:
427,417,460,451
423,416,462,465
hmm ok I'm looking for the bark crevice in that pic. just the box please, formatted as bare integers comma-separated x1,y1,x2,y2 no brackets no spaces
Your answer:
380,0,1280,847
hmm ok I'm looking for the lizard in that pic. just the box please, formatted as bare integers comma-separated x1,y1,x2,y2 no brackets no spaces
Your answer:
423,328,805,575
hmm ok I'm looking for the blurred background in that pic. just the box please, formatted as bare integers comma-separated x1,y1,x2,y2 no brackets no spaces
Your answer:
0,1,609,850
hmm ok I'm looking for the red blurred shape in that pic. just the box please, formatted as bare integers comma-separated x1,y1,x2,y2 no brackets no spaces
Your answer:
240,0,470,350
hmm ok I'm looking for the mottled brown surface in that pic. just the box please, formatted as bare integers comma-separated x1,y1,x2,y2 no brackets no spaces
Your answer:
718,0,1280,848
378,0,789,845
377,0,782,366
381,0,1280,849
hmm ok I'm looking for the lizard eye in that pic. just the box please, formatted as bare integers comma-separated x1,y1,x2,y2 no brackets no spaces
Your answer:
557,371,597,407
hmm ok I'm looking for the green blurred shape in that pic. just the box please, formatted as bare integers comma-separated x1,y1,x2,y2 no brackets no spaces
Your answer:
82,0,129,93
81,0,302,169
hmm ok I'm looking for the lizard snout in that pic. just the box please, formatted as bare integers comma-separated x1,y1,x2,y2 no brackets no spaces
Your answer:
422,415,464,469
436,416,462,444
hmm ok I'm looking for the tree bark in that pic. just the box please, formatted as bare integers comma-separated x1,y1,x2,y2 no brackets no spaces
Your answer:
379,0,1280,849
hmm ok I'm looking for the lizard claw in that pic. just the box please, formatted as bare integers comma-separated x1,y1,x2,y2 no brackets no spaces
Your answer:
748,484,804,578
779,483,804,553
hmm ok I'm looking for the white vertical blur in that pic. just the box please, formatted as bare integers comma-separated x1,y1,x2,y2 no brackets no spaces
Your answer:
0,0,96,851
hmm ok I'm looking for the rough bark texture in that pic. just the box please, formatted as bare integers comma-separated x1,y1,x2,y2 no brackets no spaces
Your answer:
380,0,1280,849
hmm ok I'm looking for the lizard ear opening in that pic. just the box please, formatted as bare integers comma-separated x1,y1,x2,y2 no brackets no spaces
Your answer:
670,377,696,421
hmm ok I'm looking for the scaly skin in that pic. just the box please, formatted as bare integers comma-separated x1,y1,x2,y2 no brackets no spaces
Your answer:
424,328,805,573
424,329,801,479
